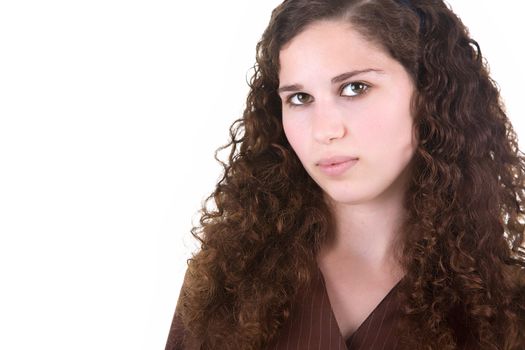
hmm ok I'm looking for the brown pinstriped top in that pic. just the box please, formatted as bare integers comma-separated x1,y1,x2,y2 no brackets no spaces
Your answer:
166,266,404,350
266,266,404,350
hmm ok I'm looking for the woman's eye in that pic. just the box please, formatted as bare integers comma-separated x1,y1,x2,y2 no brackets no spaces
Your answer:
288,93,311,106
341,82,369,97
285,82,369,107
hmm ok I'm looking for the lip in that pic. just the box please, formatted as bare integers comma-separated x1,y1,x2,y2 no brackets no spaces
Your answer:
317,157,359,176
317,155,359,166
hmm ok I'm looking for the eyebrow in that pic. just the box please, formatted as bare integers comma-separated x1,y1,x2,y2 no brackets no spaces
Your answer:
277,68,384,94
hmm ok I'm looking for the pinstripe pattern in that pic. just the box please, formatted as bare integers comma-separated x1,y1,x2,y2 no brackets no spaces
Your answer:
368,295,392,348
269,267,403,350
318,287,325,350
341,277,401,350
166,267,479,349
166,267,404,350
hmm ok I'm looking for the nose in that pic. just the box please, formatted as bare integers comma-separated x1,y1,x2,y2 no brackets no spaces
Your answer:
311,99,346,144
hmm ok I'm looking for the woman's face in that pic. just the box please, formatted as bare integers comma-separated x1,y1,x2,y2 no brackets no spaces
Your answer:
278,20,417,206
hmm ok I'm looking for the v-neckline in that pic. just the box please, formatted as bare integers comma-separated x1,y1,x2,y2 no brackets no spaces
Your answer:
316,266,404,346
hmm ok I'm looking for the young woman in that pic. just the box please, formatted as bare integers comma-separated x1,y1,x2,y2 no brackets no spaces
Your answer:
166,0,525,349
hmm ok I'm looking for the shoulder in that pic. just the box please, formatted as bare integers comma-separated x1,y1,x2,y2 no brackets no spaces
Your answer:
166,269,194,350
165,311,186,350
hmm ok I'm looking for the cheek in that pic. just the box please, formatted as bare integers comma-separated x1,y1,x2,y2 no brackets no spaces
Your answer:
283,118,304,151
357,103,414,156
283,118,312,168
382,117,415,161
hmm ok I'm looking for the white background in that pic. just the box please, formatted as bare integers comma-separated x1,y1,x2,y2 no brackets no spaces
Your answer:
0,1,523,349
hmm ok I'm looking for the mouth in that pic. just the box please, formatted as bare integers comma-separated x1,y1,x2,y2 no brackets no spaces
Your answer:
316,155,359,166
317,158,359,176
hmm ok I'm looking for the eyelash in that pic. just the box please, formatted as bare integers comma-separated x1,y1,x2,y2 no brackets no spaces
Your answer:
284,81,370,108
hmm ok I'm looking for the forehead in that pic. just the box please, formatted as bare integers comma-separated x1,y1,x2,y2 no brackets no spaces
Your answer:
278,20,393,80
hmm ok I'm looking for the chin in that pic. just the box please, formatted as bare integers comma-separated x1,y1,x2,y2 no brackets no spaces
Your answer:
321,187,365,205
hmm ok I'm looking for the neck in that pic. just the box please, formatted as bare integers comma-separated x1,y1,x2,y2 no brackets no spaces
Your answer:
318,190,407,276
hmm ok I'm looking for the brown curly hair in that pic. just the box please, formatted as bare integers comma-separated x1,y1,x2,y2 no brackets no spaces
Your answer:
172,0,525,349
